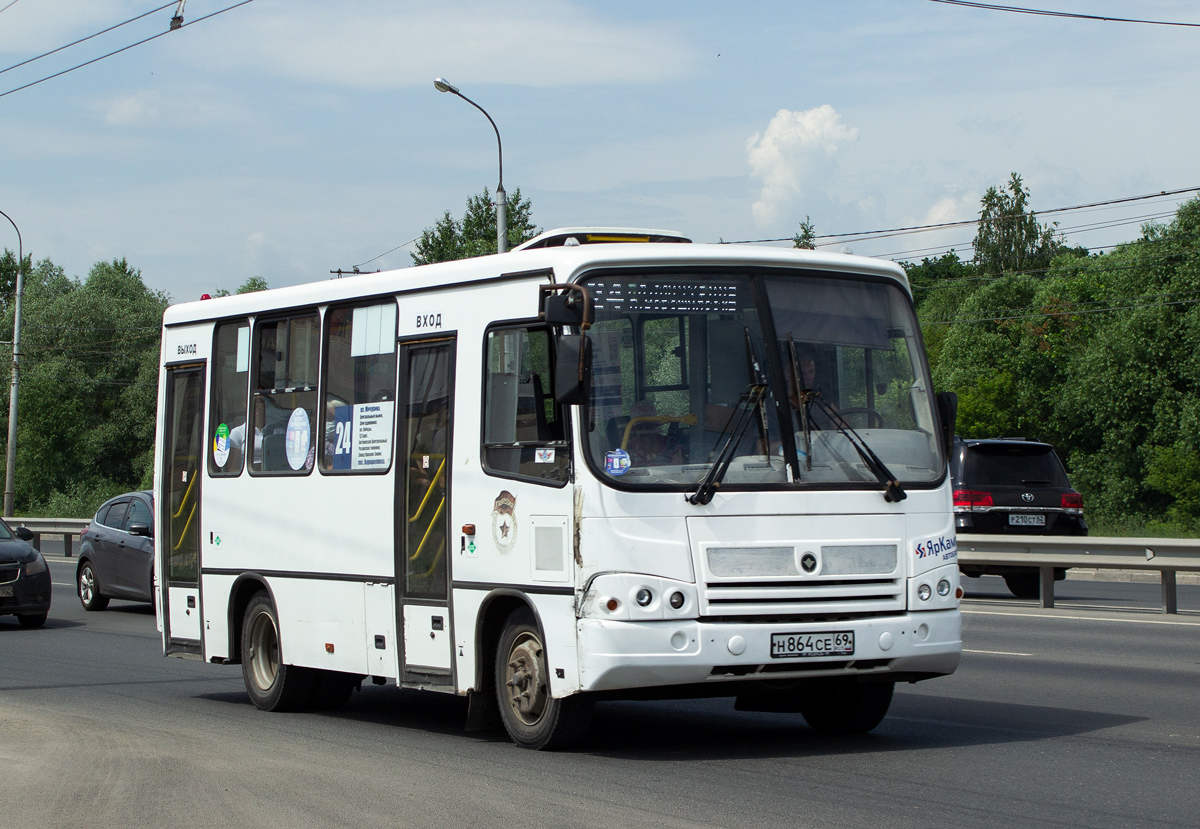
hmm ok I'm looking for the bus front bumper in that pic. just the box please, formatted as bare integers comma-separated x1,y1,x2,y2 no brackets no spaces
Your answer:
576,609,961,693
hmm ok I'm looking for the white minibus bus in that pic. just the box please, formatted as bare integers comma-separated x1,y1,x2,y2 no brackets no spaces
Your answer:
155,228,961,749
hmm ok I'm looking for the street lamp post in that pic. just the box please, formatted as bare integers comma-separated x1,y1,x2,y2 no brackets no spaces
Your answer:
0,209,24,517
433,78,507,253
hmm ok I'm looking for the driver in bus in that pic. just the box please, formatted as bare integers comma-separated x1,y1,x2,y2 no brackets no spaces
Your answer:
627,400,683,467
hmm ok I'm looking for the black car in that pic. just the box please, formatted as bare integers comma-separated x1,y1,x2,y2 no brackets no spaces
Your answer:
77,490,154,611
952,437,1087,598
0,518,50,628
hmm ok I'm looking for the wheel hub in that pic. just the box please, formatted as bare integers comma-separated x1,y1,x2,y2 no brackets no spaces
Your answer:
505,633,547,724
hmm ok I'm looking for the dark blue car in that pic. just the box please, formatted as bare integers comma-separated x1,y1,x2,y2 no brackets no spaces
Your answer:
77,491,155,611
0,518,50,628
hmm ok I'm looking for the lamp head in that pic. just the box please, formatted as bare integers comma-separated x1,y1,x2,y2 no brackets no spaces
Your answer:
433,77,458,94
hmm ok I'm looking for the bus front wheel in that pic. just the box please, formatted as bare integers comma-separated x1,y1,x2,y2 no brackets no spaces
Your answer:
495,608,593,750
241,591,316,711
799,679,894,734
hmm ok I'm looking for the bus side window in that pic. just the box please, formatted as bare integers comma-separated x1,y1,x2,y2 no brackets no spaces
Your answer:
209,320,250,477
320,302,398,473
482,326,569,485
250,311,320,475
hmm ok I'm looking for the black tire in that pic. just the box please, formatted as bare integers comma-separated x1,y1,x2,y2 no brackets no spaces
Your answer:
17,612,48,628
77,560,109,611
240,591,317,712
1003,572,1041,600
495,608,593,750
799,680,894,734
311,671,360,711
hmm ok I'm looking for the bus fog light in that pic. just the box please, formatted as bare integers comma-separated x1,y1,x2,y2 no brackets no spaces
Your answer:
604,597,620,613
937,579,951,596
670,630,688,650
917,583,932,601
727,635,746,656
635,588,653,607
669,591,685,609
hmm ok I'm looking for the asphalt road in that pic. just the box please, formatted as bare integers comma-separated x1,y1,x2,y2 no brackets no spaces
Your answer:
1,558,1197,828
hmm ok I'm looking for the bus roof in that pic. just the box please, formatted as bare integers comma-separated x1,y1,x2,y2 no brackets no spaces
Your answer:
162,239,910,327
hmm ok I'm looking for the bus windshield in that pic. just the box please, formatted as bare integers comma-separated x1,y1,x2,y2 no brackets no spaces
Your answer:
581,269,944,491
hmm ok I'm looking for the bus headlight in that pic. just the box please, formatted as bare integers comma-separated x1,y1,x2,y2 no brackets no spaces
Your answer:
917,583,932,602
581,574,697,620
937,579,951,596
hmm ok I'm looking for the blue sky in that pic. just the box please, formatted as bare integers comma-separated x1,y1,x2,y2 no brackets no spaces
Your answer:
1,1,1198,300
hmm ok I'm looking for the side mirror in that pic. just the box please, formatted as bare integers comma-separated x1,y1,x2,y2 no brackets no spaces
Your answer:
936,391,958,459
127,523,152,538
15,526,33,542
544,292,586,326
554,334,591,406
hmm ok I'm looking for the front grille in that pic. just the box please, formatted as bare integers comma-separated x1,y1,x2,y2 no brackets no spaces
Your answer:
700,577,905,619
0,566,18,584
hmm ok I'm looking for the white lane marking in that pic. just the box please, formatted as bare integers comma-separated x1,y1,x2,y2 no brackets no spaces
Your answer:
963,608,1200,626
52,581,74,587
963,648,1033,656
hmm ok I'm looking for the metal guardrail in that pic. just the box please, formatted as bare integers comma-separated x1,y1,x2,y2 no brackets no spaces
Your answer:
6,516,89,557
957,533,1200,614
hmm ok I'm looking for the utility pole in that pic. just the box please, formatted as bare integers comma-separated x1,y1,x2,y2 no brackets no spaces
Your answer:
1,208,24,517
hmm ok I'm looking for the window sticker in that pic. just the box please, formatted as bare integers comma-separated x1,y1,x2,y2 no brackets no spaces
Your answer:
285,407,311,471
535,448,555,464
331,405,353,470
213,423,230,468
605,448,631,476
333,401,395,471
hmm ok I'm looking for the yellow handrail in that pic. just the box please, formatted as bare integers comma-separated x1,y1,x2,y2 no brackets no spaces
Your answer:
621,413,698,450
420,545,444,579
407,456,446,524
172,501,197,552
171,470,197,520
408,498,445,562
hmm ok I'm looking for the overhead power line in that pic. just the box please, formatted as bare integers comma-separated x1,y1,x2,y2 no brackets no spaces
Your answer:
724,186,1200,247
928,0,1200,27
0,0,256,101
0,0,24,17
0,2,176,77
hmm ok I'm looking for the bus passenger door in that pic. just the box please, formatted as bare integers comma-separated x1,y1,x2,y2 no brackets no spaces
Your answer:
161,364,204,656
395,337,455,686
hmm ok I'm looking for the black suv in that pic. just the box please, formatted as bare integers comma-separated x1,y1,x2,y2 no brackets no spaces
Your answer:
952,437,1086,598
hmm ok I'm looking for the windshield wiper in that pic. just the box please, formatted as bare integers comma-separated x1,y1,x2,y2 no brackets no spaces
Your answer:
787,335,812,472
687,383,766,506
808,395,907,503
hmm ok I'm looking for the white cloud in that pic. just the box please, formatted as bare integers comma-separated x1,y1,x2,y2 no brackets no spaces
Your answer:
746,105,858,226
178,0,697,89
93,86,246,128
923,194,977,226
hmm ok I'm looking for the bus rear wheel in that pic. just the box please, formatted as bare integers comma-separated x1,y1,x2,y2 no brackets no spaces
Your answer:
241,591,316,711
799,679,894,734
495,608,592,750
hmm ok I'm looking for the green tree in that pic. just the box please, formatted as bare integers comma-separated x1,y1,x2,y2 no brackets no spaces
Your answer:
973,173,1064,275
412,187,537,265
212,276,269,297
0,257,168,514
0,248,33,307
792,216,817,250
